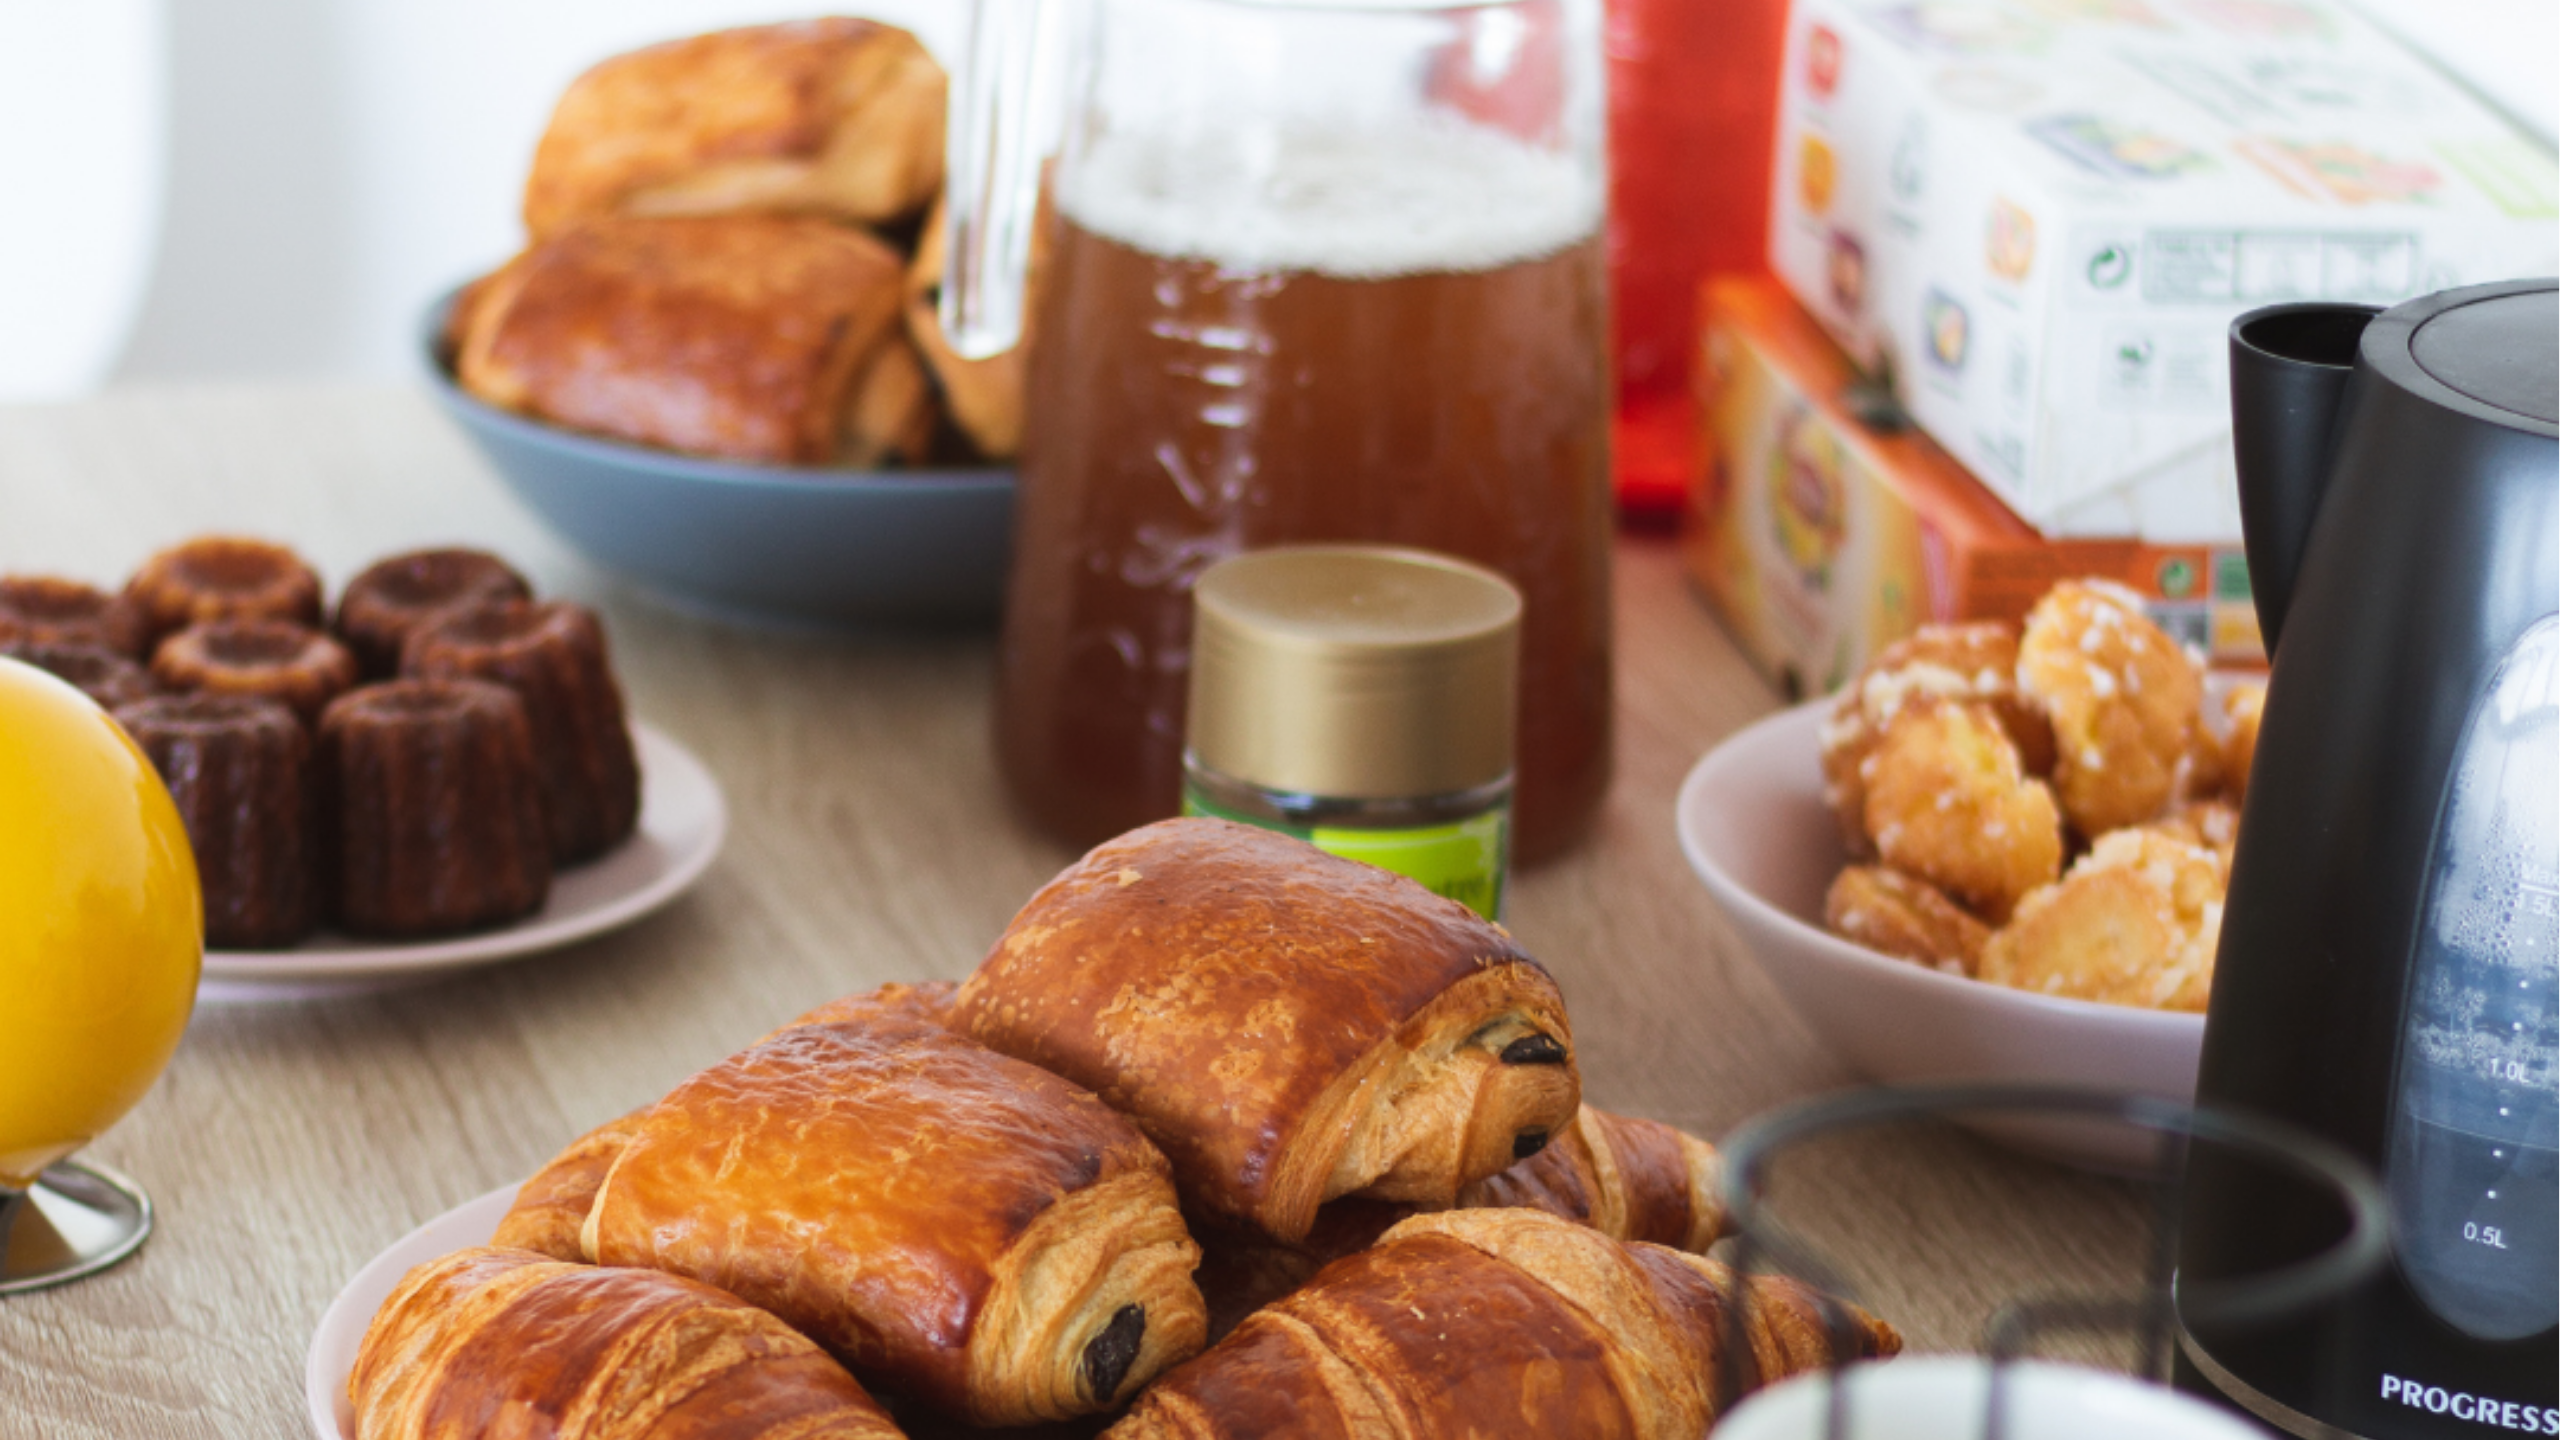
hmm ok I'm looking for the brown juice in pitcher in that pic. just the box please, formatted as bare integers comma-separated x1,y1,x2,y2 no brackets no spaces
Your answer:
999,128,1612,861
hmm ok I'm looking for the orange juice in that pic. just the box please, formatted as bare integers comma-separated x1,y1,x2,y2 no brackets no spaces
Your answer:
0,658,200,1188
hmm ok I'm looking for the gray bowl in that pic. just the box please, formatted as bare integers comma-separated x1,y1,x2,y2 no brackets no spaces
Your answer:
422,295,1013,628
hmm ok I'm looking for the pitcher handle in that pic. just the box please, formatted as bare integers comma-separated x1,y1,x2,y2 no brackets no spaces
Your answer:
942,0,1060,361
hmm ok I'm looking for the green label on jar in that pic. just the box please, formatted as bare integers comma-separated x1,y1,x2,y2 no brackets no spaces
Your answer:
1181,784,1509,920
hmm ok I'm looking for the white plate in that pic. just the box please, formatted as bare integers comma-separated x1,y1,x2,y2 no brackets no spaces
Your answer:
306,1183,516,1440
1675,701,2205,1173
200,723,725,1001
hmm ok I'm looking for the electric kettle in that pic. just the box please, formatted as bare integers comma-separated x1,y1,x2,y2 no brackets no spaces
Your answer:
2177,280,2559,1438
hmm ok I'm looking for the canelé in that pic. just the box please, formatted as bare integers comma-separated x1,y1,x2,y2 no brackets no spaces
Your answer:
115,692,318,949
5,639,158,711
121,537,325,657
335,549,532,679
402,600,638,863
318,680,554,938
0,575,144,656
152,619,358,727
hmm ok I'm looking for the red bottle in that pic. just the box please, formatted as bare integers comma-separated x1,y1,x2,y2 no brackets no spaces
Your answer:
1606,0,1790,520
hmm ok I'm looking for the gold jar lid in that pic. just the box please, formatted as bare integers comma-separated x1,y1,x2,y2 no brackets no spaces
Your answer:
1187,546,1521,799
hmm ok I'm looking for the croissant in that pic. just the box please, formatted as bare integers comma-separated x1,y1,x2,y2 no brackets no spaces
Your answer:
524,19,945,238
350,1247,907,1440
951,818,1581,1243
584,1010,1207,1425
1108,1207,1898,1439
1192,1105,1730,1337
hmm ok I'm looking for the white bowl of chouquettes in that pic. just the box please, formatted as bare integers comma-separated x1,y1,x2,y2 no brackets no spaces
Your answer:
1678,579,2268,1171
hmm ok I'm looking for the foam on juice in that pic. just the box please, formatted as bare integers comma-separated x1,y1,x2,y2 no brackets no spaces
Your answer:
1056,120,1603,279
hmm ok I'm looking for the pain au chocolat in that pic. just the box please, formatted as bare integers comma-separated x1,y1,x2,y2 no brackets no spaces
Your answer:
1105,1207,1899,1440
490,1108,649,1265
1455,1103,1730,1254
351,1247,907,1440
950,818,1583,1244
522,18,945,239
570,1007,1206,1426
448,214,916,466
486,985,962,1268
1190,1104,1732,1338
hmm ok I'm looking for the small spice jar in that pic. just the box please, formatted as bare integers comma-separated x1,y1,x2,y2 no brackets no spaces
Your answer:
1183,545,1522,919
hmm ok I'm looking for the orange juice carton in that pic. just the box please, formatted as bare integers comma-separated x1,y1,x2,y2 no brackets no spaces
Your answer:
1685,276,2262,699
1767,0,2557,540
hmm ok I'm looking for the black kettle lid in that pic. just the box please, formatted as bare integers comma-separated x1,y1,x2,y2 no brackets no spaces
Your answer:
2412,286,2558,426
2371,279,2559,436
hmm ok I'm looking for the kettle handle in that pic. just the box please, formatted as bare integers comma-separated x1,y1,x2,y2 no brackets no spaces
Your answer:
2228,304,2379,655
940,0,1064,361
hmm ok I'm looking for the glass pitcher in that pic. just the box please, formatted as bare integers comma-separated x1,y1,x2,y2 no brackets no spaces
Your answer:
946,0,1615,863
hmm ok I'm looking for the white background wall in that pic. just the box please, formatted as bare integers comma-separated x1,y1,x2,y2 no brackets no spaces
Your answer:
110,0,963,386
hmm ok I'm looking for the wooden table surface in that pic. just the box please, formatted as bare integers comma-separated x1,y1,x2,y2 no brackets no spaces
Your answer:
0,383,2150,1437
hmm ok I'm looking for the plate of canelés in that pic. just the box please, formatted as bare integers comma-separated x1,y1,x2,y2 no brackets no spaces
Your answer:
0,537,726,1000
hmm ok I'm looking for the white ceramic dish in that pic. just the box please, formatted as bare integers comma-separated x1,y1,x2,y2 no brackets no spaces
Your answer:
1675,700,2206,1173
1717,1356,2264,1440
199,723,725,1002
306,1183,516,1440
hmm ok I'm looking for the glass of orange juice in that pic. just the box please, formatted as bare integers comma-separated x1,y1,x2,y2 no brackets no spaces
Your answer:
0,656,201,1291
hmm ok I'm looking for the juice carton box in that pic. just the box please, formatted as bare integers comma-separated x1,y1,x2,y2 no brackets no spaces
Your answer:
1685,275,2262,699
1768,0,2558,539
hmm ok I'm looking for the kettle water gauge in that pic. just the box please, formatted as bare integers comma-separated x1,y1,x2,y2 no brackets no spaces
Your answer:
2387,616,2558,1346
